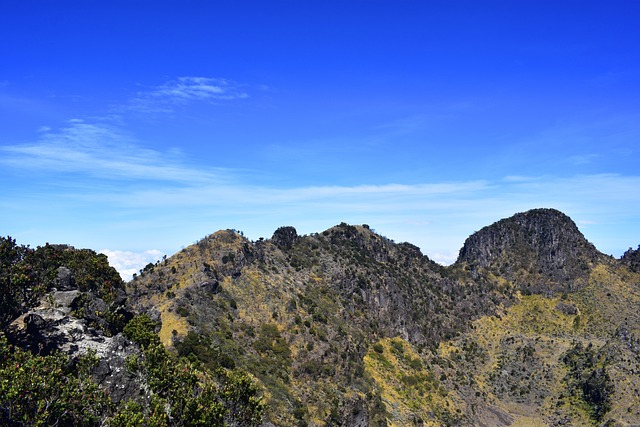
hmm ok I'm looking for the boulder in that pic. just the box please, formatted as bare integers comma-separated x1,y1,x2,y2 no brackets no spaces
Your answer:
55,266,77,290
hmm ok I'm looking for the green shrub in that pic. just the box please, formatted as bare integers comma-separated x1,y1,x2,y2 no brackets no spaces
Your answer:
123,314,159,348
0,334,110,426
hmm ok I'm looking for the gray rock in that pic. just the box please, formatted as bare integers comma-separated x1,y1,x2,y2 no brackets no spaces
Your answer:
9,290,146,405
52,290,81,311
25,313,47,334
200,280,220,294
555,301,578,315
55,266,77,291
456,208,601,295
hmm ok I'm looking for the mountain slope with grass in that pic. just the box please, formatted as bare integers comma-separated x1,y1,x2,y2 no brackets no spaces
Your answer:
2,208,640,426
127,222,515,425
126,208,640,426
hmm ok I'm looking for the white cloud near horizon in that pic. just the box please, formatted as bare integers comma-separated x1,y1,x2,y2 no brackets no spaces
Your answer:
99,249,164,281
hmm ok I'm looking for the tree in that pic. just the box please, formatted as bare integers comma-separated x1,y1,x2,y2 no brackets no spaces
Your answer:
0,237,39,328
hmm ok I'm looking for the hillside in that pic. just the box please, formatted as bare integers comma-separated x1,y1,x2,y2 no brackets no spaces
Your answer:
127,223,514,425
2,208,640,426
125,208,639,426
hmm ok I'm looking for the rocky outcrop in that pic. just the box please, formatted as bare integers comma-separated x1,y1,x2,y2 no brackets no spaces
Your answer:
456,208,601,295
8,288,144,404
621,245,640,273
54,266,76,290
271,226,299,250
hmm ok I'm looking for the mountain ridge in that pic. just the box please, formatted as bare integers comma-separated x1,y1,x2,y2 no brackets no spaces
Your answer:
125,208,638,426
2,208,639,426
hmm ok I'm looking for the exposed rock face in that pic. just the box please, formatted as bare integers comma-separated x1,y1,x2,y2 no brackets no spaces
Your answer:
8,289,144,404
456,208,601,295
621,245,640,273
55,266,76,290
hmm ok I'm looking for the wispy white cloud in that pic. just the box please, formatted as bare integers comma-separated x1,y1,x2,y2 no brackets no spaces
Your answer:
0,121,231,184
127,77,248,114
569,153,599,165
2,76,252,180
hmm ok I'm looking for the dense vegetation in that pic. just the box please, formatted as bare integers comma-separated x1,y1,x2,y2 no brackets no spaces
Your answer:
0,334,110,426
0,236,123,329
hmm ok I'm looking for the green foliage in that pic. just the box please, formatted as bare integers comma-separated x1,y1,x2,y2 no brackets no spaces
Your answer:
121,322,264,427
0,316,226,427
123,314,160,349
0,334,111,426
254,324,286,354
250,323,292,393
390,340,404,354
562,342,613,421
176,305,190,317
220,369,266,426
0,237,39,327
30,243,124,302
106,401,147,427
0,236,125,328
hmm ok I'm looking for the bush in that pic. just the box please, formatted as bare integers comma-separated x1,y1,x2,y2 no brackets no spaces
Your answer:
122,326,264,426
123,314,159,348
0,334,110,426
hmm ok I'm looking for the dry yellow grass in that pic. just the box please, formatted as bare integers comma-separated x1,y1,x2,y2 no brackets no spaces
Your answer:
365,337,459,426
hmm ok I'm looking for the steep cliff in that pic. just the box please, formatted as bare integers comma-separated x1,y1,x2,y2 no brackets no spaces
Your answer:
456,208,603,295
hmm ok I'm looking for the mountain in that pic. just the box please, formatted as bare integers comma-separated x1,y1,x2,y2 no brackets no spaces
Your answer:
456,208,602,295
2,208,640,426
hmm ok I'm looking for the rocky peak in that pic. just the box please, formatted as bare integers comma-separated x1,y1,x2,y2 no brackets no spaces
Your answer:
271,226,299,250
620,245,640,273
456,208,601,294
54,266,77,290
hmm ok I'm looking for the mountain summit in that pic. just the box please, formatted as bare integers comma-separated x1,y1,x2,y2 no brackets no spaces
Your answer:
456,208,602,294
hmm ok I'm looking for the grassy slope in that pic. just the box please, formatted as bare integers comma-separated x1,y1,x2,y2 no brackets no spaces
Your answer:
433,260,640,426
127,226,640,426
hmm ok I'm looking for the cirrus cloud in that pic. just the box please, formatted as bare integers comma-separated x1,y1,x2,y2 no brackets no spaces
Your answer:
127,77,249,114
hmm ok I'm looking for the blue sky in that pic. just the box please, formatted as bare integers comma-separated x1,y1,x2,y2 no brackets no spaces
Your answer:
1,1,639,278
